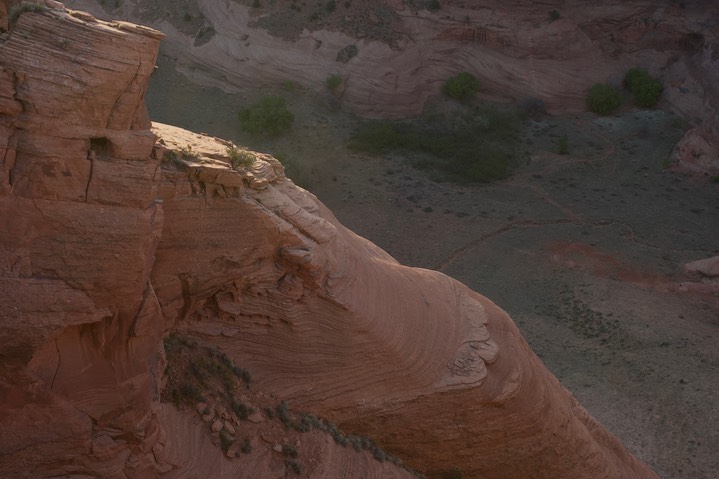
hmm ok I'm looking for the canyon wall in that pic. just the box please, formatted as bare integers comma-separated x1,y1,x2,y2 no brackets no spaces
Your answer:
1,2,660,478
66,0,719,173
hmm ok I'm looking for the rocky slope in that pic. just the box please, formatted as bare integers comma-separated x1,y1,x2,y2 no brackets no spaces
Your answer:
66,0,719,173
1,2,661,478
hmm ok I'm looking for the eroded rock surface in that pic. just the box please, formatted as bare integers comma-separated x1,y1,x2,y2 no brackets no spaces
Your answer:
1,3,660,478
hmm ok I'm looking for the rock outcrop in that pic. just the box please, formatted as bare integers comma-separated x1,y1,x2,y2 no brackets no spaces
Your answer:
66,0,719,173
1,3,659,478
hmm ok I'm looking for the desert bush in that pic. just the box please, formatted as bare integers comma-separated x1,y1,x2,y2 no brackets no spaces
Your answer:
179,144,200,161
443,72,481,102
219,429,234,452
558,133,569,154
428,0,440,11
624,68,663,108
227,145,255,168
238,95,294,136
282,444,298,458
586,83,622,115
286,459,302,474
231,399,254,420
240,438,253,453
336,44,358,63
326,73,343,91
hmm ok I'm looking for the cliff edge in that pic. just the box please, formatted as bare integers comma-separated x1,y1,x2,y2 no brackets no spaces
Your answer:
0,2,659,478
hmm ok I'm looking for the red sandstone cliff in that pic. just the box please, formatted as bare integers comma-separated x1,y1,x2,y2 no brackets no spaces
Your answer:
1,3,660,478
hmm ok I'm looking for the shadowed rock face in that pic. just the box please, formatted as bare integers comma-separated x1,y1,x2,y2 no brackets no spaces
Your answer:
0,2,659,478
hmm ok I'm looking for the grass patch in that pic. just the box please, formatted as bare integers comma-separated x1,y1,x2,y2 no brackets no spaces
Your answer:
347,104,522,183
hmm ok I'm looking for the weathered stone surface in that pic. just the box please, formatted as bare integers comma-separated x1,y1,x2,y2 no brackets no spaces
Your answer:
0,3,661,479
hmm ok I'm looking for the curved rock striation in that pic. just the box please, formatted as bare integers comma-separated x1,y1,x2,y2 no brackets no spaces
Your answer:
1,3,659,478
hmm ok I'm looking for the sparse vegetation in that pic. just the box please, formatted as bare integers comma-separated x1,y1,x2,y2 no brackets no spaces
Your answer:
282,79,300,92
326,73,343,91
558,133,569,154
548,10,560,21
441,467,463,479
348,105,521,183
231,399,255,419
336,44,359,63
428,0,441,11
8,2,46,29
220,429,235,453
179,144,200,161
624,68,663,108
587,83,622,115
325,0,336,12
162,334,252,410
443,72,481,102
238,95,294,136
227,145,256,168
520,97,546,119
282,444,298,458
286,459,303,474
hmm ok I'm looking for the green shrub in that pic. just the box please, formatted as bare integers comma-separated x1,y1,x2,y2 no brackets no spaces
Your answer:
558,133,569,154
325,0,336,12
548,10,560,21
231,400,255,420
219,429,234,453
227,145,255,168
238,95,294,136
587,83,622,115
624,68,662,108
179,144,200,161
428,0,440,11
443,72,481,102
326,74,343,91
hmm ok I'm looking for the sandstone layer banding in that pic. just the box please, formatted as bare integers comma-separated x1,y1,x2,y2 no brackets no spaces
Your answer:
1,3,660,478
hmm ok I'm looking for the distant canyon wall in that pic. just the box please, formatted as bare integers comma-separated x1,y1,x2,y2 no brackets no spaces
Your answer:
65,0,719,173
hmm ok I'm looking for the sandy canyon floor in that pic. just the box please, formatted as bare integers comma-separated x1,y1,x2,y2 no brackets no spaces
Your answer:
146,54,719,479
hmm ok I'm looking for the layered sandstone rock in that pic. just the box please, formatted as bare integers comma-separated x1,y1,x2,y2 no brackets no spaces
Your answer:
1,3,659,479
